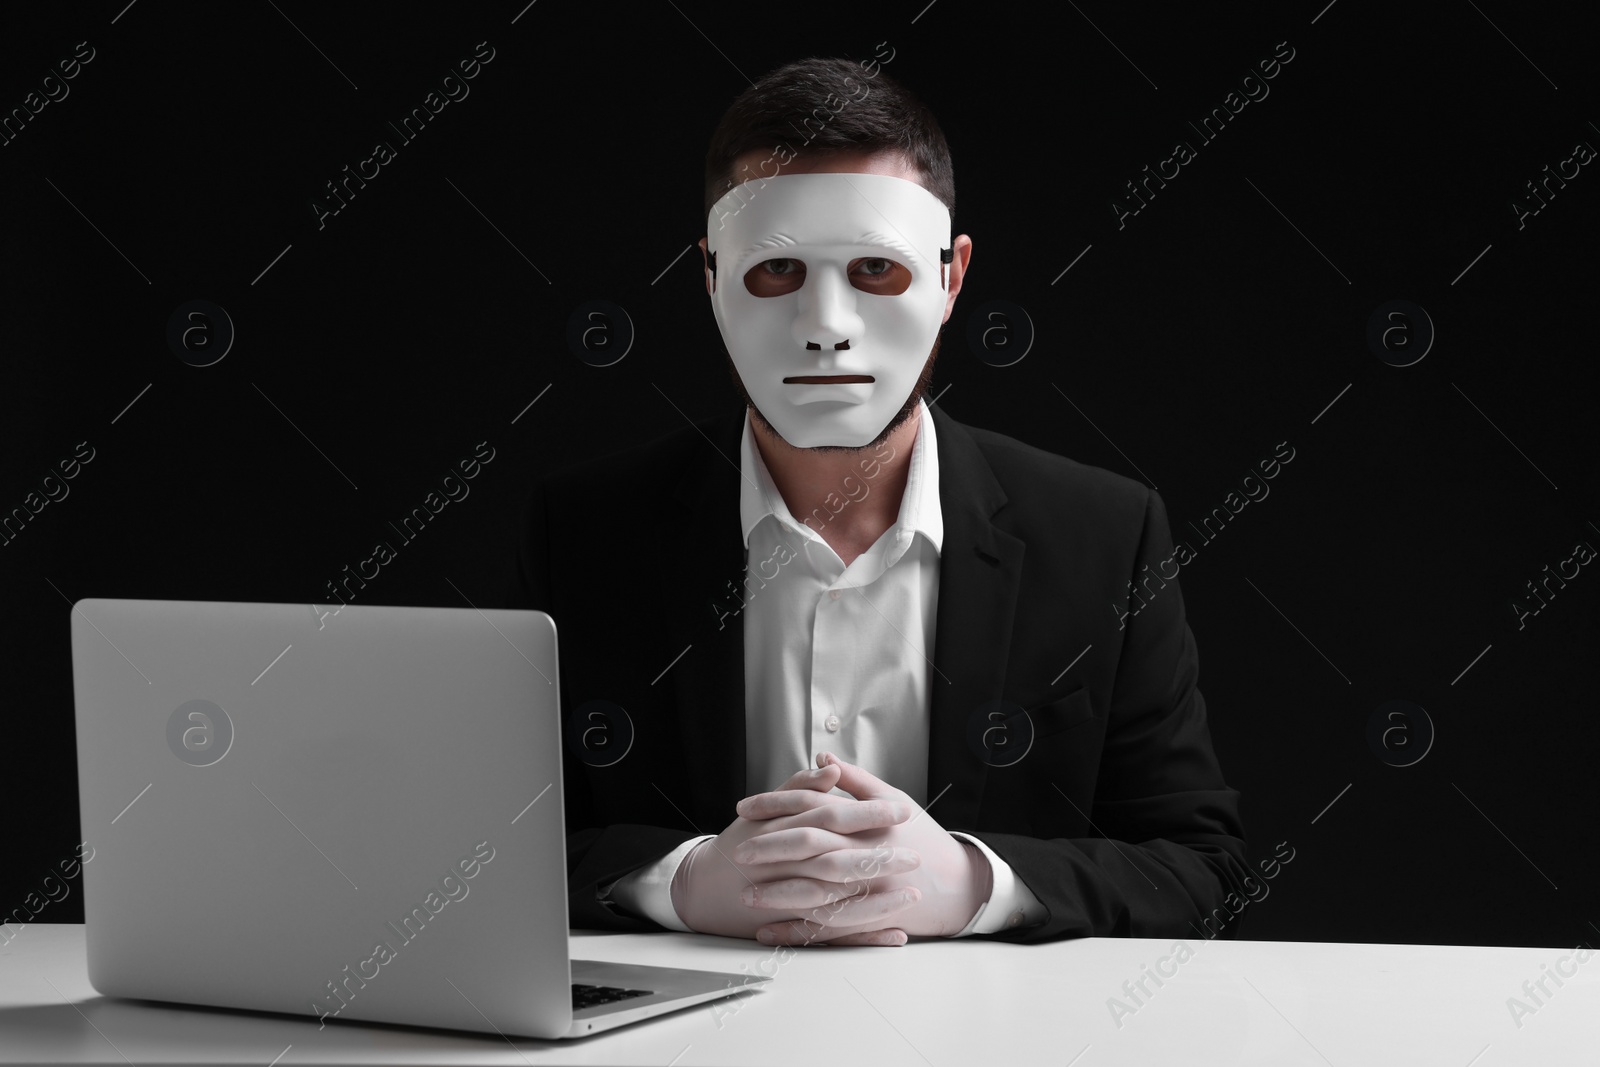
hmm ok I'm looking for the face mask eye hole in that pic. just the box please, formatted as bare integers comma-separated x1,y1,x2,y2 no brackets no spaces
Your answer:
848,257,912,296
744,258,806,297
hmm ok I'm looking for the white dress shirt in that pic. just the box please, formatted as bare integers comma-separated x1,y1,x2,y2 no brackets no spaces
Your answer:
602,400,1045,936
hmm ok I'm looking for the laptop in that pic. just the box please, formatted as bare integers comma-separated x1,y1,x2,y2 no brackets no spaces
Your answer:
68,597,769,1039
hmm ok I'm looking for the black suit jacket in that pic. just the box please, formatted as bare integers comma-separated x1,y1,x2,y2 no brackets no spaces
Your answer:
502,402,1249,943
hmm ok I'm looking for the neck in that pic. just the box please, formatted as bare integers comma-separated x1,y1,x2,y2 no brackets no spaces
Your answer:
752,405,924,558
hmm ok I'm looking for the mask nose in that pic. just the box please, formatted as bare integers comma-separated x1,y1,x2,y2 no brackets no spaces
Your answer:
790,266,864,353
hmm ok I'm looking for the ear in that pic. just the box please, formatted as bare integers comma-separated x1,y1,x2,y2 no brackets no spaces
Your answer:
942,234,973,324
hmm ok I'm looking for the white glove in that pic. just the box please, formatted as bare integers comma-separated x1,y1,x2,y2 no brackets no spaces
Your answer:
732,751,993,945
670,759,925,945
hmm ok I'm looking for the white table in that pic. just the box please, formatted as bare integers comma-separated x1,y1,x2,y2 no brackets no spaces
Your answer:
2,922,1594,1064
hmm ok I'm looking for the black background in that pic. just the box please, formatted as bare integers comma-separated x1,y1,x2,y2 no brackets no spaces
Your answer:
3,1,1596,949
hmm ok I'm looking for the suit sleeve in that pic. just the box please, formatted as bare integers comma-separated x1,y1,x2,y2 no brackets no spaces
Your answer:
502,479,706,933
960,487,1251,943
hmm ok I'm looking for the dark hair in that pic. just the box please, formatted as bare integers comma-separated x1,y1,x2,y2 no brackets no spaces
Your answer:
703,56,955,225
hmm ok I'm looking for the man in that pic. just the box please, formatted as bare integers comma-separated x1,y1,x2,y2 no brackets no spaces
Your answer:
504,57,1249,947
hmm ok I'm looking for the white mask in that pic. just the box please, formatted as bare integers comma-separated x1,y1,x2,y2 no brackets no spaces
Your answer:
705,172,952,448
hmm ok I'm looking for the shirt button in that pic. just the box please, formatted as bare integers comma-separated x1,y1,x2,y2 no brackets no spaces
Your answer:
1007,911,1024,928
828,589,841,601
824,715,840,732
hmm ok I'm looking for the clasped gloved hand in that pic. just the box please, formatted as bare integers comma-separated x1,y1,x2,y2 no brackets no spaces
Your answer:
670,758,925,945
672,751,993,946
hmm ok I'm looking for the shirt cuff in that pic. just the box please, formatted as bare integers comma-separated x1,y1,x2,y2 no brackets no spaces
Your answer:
597,835,715,933
947,831,1046,936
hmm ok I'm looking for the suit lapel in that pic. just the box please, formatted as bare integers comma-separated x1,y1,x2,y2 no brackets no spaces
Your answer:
927,404,1027,830
659,404,751,829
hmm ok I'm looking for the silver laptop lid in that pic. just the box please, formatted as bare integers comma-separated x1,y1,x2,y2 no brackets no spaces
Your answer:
69,598,574,1037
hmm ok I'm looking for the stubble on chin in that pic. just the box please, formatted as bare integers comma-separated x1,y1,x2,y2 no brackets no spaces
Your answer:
727,331,943,455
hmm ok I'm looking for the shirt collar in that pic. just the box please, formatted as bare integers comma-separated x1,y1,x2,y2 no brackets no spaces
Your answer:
739,398,943,556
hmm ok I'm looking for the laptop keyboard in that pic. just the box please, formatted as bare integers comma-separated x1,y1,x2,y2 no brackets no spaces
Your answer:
572,982,655,1010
